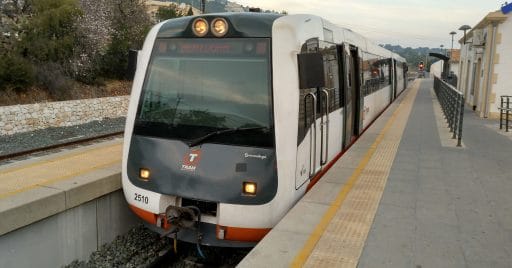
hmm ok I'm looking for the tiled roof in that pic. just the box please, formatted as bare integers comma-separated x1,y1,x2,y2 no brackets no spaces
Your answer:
449,49,460,63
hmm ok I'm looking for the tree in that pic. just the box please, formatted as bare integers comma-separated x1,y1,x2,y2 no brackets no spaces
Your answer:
0,0,31,56
0,1,35,90
70,0,114,83
156,6,180,22
100,0,151,79
19,0,82,65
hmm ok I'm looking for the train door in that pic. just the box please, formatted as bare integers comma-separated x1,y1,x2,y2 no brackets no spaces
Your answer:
295,39,338,189
341,44,360,148
295,40,322,189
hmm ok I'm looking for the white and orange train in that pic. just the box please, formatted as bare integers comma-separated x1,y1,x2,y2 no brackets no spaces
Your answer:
122,13,407,247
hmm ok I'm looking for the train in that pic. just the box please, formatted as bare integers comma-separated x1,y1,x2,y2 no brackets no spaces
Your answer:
122,12,408,248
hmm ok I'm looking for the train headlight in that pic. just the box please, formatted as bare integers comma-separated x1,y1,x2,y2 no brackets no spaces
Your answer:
243,182,257,196
139,168,151,181
192,18,208,37
211,18,228,37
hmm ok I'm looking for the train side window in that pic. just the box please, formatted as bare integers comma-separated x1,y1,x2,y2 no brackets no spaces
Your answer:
297,88,316,145
320,45,341,110
297,52,325,89
362,52,381,96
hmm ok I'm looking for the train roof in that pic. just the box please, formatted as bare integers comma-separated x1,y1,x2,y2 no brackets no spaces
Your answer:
274,14,405,62
154,13,406,63
157,12,283,38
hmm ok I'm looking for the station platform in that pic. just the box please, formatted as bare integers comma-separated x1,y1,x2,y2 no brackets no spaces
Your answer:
0,138,143,267
239,79,512,267
0,139,124,235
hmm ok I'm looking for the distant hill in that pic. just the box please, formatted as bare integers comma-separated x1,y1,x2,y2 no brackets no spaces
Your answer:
381,44,447,70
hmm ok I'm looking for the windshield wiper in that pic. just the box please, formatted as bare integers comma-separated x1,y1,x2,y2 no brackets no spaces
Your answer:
187,126,270,147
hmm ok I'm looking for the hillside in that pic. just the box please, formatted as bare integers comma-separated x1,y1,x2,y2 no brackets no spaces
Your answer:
381,44,446,70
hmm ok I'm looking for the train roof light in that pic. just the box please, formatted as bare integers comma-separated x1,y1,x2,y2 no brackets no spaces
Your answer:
192,18,209,37
211,18,228,37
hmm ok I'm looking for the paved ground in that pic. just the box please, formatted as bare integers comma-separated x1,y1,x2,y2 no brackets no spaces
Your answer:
359,79,512,267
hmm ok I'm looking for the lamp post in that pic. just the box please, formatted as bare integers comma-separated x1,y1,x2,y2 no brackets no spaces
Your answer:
440,44,445,56
449,31,456,58
458,25,471,44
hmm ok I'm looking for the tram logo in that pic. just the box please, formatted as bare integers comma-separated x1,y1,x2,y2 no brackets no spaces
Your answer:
181,150,201,172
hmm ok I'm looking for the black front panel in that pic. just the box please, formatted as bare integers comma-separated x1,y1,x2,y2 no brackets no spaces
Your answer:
127,135,277,205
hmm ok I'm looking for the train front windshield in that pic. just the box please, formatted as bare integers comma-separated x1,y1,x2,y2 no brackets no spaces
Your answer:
134,38,273,148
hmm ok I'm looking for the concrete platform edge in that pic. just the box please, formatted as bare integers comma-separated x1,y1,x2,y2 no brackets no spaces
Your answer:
0,167,123,236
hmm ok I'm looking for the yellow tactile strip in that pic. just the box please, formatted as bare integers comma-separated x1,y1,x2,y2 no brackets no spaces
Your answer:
0,141,123,199
292,80,420,267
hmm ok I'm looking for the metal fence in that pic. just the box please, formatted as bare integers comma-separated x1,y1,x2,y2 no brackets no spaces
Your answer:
499,95,511,132
433,77,464,146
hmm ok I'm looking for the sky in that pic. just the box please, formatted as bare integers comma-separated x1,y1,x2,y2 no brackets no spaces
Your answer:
235,0,507,48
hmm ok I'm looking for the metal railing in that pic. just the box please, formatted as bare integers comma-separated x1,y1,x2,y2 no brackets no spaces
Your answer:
434,77,465,146
499,95,512,132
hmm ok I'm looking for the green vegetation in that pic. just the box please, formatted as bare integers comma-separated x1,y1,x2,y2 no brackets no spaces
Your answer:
156,6,180,21
100,0,151,79
0,0,192,103
0,54,35,91
155,5,193,22
20,0,82,65
381,44,446,71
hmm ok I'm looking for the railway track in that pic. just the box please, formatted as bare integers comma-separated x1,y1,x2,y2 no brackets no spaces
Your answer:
0,131,124,162
65,225,250,268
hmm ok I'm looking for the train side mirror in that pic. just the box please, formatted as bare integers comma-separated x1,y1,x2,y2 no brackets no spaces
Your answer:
297,52,325,89
127,49,139,80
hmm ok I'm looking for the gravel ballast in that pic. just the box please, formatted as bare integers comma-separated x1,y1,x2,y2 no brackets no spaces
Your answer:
0,117,126,157
65,225,251,268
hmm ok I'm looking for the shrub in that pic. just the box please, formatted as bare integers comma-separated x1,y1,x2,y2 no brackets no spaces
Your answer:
0,55,35,91
34,62,75,100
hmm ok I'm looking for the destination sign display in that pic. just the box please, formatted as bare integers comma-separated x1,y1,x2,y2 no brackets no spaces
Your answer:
154,38,269,57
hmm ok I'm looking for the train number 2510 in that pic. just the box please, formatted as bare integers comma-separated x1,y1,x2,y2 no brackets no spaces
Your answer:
134,193,149,204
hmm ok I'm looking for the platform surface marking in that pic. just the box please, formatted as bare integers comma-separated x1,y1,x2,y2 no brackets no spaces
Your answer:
292,81,420,267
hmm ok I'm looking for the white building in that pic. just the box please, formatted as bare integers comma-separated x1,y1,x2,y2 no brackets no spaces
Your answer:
457,4,512,118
